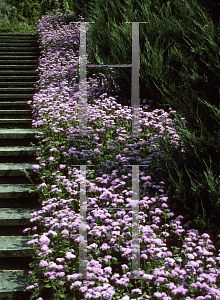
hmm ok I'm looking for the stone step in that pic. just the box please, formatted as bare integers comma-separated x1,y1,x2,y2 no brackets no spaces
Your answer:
0,56,38,60
0,118,32,123
0,60,38,65
0,184,39,199
0,65,38,69
0,111,32,118
0,83,37,86
0,257,33,270
0,236,35,258
0,70,38,75
0,47,39,52
0,129,38,138
0,76,40,82
0,32,37,37
0,208,38,226
0,88,35,92
0,146,38,156
0,101,31,108
0,52,39,56
0,163,40,184
0,163,37,176
0,147,38,163
0,120,32,129
0,110,32,118
0,42,38,46
0,129,39,147
0,269,32,300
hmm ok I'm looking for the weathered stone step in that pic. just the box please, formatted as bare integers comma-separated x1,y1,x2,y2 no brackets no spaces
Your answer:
0,257,33,270
0,65,38,70
0,88,35,92
0,236,35,258
0,56,38,60
0,119,32,123
0,76,39,82
0,52,39,56
0,269,32,299
0,47,38,52
0,116,32,121
0,94,35,99
0,146,37,156
0,120,32,129
0,110,32,117
0,163,37,176
0,42,37,46
0,146,38,162
0,162,36,174
0,163,41,184
0,102,31,109
0,70,38,75
0,208,38,226
0,129,38,138
0,184,38,199
0,109,32,114
0,60,38,65
0,83,37,86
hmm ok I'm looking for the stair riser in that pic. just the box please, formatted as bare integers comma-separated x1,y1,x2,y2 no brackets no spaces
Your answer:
0,123,32,129
0,91,35,94
0,139,38,146
0,198,41,209
0,60,38,64
0,249,35,258
0,224,37,234
0,190,39,199
0,113,32,118
0,77,39,82
0,257,33,270
0,70,38,75
0,175,40,185
0,66,38,70
0,156,37,163
0,103,31,108
0,47,39,51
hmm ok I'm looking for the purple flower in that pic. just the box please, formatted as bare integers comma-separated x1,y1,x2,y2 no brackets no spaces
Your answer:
65,252,76,259
39,235,50,245
39,259,49,267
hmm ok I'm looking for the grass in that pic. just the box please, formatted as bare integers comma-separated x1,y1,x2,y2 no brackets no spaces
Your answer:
2,8,220,300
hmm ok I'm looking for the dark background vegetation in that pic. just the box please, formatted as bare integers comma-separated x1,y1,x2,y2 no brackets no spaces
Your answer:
0,0,220,250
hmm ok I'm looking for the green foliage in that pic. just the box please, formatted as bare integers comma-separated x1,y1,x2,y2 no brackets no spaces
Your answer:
38,0,76,18
0,0,19,28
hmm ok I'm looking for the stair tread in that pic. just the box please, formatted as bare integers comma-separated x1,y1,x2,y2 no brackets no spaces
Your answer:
0,184,37,193
0,146,37,150
0,207,37,220
0,163,36,169
0,119,32,123
0,110,32,112
0,94,36,97
0,88,35,90
0,236,34,251
0,269,30,292
0,129,38,133
0,101,31,103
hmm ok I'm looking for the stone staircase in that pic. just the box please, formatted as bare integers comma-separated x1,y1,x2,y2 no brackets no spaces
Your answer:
0,33,43,300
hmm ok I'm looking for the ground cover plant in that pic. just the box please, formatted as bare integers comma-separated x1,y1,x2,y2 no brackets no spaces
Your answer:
19,9,220,300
